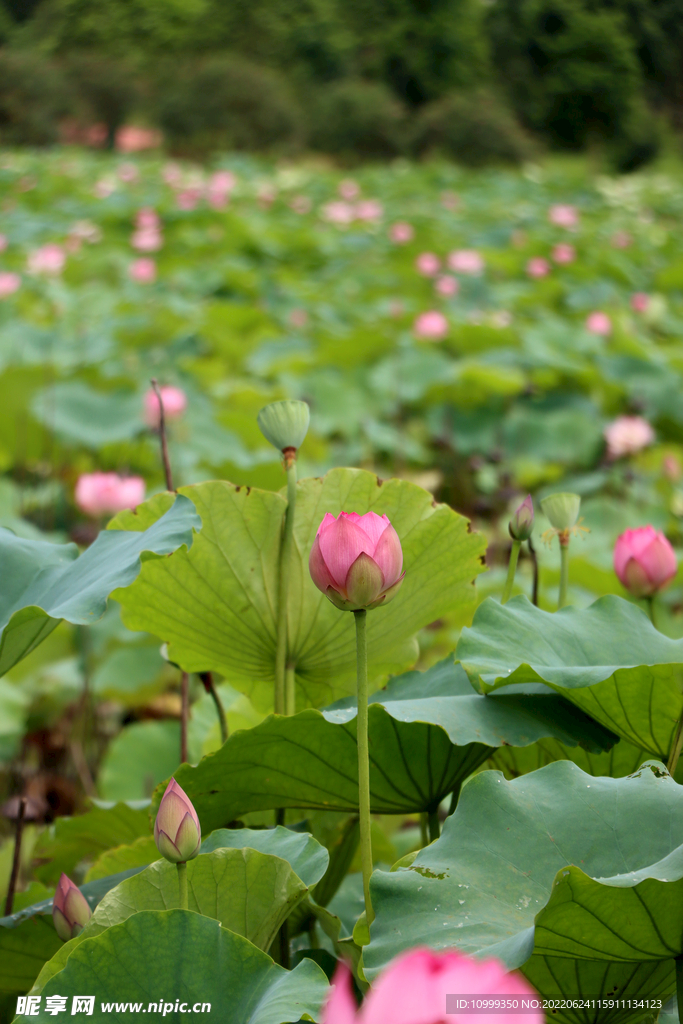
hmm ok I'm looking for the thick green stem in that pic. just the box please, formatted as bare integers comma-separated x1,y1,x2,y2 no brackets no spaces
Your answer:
419,812,428,848
354,609,374,925
668,708,683,776
501,540,521,605
177,862,188,910
558,539,570,610
274,461,297,715
427,809,440,843
646,596,657,629
285,664,296,717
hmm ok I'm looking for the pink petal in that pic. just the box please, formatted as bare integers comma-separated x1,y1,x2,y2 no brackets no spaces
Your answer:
309,534,340,596
347,512,389,550
322,963,357,1024
614,526,658,580
317,513,338,537
370,523,403,587
640,534,677,589
318,515,375,589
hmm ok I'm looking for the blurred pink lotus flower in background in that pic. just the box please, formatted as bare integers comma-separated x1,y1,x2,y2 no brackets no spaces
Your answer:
604,415,654,460
162,162,183,187
526,257,550,278
0,272,21,298
94,178,116,199
136,208,160,231
144,385,187,427
290,195,312,215
27,244,66,275
176,190,202,211
448,250,484,274
415,252,441,276
355,200,383,222
322,201,355,225
441,190,459,210
435,274,459,297
549,204,578,228
614,526,677,597
0,234,7,252
309,510,404,611
611,231,632,249
339,179,360,200
552,243,575,264
585,311,612,336
116,126,162,153
257,185,277,208
117,162,139,183
389,222,414,244
322,948,543,1024
131,212,162,251
75,473,146,517
414,310,448,340
129,258,157,284
663,455,682,481
631,292,649,312
69,220,102,244
289,308,308,328
207,170,237,209
53,874,92,942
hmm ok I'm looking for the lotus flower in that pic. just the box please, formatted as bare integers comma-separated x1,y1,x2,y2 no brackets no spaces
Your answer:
53,874,92,942
27,244,65,275
552,243,575,264
585,311,612,336
0,272,20,298
526,257,549,279
604,415,654,460
154,778,201,863
614,526,677,597
389,222,414,244
509,495,534,541
415,252,440,276
548,204,578,228
355,200,383,222
339,179,360,200
322,948,543,1024
309,511,404,611
435,275,458,297
129,258,156,283
414,311,448,340
631,292,649,313
75,473,145,517
447,250,484,274
144,385,187,427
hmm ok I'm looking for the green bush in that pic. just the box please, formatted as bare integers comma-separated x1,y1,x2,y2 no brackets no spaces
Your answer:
307,79,406,159
411,88,537,165
0,48,73,144
155,56,304,155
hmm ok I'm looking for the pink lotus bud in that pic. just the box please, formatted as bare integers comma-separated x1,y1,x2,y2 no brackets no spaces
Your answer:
209,170,236,194
0,272,20,298
389,222,414,244
611,231,632,249
415,252,441,276
585,311,612,336
322,201,355,225
131,228,162,252
144,385,187,427
614,526,677,597
631,292,649,313
27,244,66,275
154,778,201,863
604,415,654,460
309,511,404,611
129,258,156,284
339,179,360,201
355,200,383,222
552,243,575,264
434,274,459,297
509,495,534,541
548,204,578,228
413,311,448,340
526,257,550,279
53,874,92,942
136,208,160,231
75,472,146,517
447,249,484,275
322,949,543,1024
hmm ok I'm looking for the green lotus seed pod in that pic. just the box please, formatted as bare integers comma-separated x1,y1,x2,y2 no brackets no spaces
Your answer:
540,492,581,531
257,400,310,453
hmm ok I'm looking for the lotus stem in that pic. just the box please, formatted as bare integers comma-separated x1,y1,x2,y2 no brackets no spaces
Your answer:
354,608,374,924
275,457,297,716
668,708,683,776
501,540,521,604
528,536,539,606
180,672,189,764
4,797,26,916
200,671,228,745
150,378,174,492
177,862,188,911
676,957,683,1024
558,536,570,609
419,813,428,848
646,596,657,629
428,809,440,843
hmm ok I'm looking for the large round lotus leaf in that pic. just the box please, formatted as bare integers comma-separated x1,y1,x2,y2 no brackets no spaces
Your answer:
457,595,683,758
489,736,656,782
365,760,683,1012
156,657,615,831
112,469,487,710
34,911,329,1023
0,494,199,678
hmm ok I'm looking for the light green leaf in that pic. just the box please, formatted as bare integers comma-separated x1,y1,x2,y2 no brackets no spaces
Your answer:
457,595,683,758
34,803,151,885
85,837,159,883
35,911,329,1023
114,470,487,710
97,721,183,801
31,382,144,448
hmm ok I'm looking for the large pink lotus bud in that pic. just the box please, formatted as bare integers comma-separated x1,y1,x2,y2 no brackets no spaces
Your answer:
309,511,404,611
614,526,677,597
604,415,654,460
322,948,543,1024
75,473,145,517
53,874,92,942
145,385,187,427
154,778,201,864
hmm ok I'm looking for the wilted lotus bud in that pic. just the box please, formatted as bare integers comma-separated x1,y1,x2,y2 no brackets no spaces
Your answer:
154,779,201,864
614,526,677,597
541,492,581,532
509,495,534,541
309,511,404,611
53,874,92,942
257,400,310,457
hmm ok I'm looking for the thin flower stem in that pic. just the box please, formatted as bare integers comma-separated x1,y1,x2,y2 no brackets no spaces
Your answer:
667,705,683,775
354,608,374,925
558,539,570,609
275,458,297,715
646,596,657,628
200,671,228,745
501,540,521,605
528,536,539,606
177,862,188,910
150,379,174,492
4,797,27,916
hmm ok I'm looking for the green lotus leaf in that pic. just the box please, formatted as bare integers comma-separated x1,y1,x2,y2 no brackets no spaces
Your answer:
0,494,199,678
113,469,487,710
489,736,655,782
457,595,683,758
365,761,683,1018
33,911,329,1023
155,657,615,832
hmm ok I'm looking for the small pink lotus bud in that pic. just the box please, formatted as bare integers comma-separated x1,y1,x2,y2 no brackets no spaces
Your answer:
434,275,458,297
585,311,612,336
526,257,550,279
339,179,360,201
144,385,187,427
154,778,201,863
0,272,20,298
131,228,162,252
614,526,677,597
355,200,383,222
413,311,448,340
604,415,654,460
552,243,575,264
136,208,160,231
75,473,145,517
415,252,441,276
322,201,355,225
447,250,484,274
129,258,156,284
389,222,414,244
309,511,404,612
53,874,92,942
509,495,534,541
27,244,66,275
631,292,649,313
548,204,578,228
